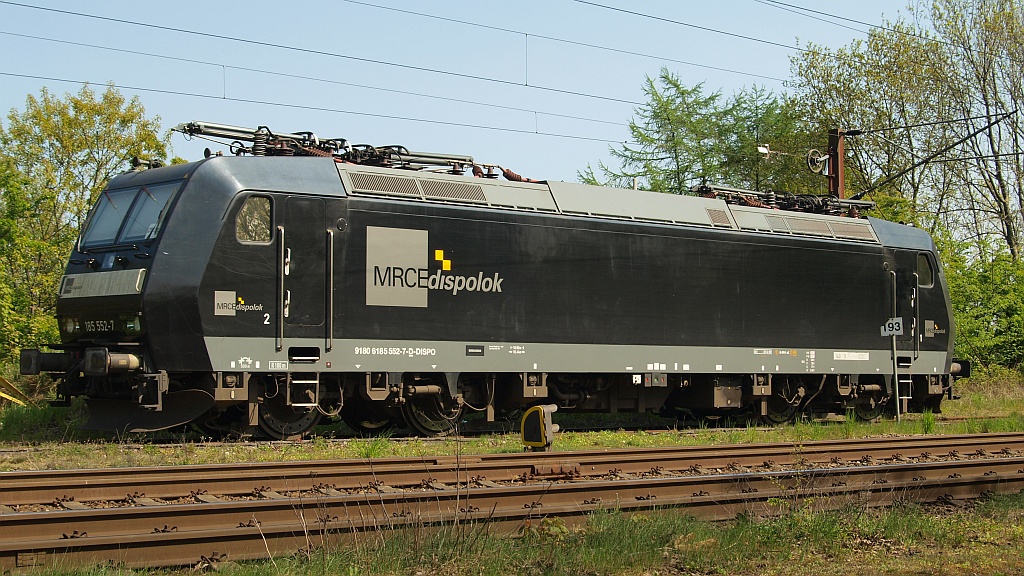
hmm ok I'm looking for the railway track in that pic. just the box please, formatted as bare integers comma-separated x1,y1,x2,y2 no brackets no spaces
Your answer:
2,432,1020,508
2,433,1024,570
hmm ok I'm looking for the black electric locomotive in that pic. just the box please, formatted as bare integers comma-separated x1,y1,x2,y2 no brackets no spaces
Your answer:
21,121,967,438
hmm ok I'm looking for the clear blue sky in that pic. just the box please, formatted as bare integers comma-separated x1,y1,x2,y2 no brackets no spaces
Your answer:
0,1,907,183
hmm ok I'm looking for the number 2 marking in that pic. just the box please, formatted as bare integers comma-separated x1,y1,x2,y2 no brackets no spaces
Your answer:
264,313,271,325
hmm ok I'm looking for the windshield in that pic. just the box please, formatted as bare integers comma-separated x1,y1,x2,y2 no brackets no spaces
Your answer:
80,181,181,249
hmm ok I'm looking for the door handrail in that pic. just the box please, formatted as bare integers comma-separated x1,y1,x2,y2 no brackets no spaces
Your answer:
326,229,334,352
276,225,285,352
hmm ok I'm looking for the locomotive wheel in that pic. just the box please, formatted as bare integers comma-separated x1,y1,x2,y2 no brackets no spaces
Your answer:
193,405,246,439
401,394,463,437
256,380,322,440
340,398,396,436
761,395,799,425
853,400,886,422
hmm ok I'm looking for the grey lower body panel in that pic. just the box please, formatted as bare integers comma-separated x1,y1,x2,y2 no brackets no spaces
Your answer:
203,337,950,377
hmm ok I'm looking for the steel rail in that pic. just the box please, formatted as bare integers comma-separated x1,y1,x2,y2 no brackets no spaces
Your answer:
2,432,1022,509
1,456,1022,570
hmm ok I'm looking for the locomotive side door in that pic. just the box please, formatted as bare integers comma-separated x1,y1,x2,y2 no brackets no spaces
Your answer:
278,196,327,346
891,249,919,357
887,248,925,418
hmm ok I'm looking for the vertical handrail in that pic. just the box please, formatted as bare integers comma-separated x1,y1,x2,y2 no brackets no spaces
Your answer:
913,271,920,359
276,225,285,352
890,269,900,422
326,229,334,352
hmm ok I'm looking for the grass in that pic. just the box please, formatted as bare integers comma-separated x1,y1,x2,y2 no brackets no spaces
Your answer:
3,370,1024,574
0,371,1023,471
0,401,83,443
944,368,1024,417
264,493,1024,575
5,410,1024,472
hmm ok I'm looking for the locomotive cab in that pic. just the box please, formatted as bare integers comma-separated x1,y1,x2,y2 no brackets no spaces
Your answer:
20,162,222,432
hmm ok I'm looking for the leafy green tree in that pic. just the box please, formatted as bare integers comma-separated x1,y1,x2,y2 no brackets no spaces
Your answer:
789,0,1024,257
581,68,820,194
0,84,167,363
0,161,36,362
944,241,1024,369
929,0,1024,260
790,19,953,226
718,86,823,193
0,159,65,376
580,69,729,193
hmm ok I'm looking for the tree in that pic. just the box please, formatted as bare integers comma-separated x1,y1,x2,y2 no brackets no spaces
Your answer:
580,68,821,194
930,0,1024,260
789,0,1024,258
580,69,727,193
0,84,167,361
718,86,823,193
790,20,954,225
0,161,36,365
943,239,1024,369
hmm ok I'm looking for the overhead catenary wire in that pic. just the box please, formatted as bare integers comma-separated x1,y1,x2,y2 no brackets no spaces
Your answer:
851,113,1014,135
850,109,1017,199
2,0,932,129
848,148,1024,165
6,0,996,117
751,0,875,36
0,30,624,128
928,151,1024,163
338,0,785,83
573,0,1014,88
0,1,643,106
571,0,808,53
756,0,1012,64
4,0,1006,175
565,0,901,87
0,71,631,145
0,2,806,146
389,0,1009,91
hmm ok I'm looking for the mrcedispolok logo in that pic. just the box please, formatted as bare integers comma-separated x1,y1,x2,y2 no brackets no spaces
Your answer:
366,226,504,308
214,291,265,316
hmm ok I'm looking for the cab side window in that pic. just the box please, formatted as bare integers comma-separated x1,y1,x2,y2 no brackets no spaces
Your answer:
236,196,272,244
917,253,934,288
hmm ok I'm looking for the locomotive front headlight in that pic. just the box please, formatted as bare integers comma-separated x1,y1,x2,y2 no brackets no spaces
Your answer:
124,315,142,335
62,317,80,335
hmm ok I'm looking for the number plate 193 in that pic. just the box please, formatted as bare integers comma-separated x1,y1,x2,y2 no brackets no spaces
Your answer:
881,317,904,337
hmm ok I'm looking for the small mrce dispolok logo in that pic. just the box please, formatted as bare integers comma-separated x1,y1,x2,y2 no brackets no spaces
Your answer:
214,291,264,316
366,226,504,308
